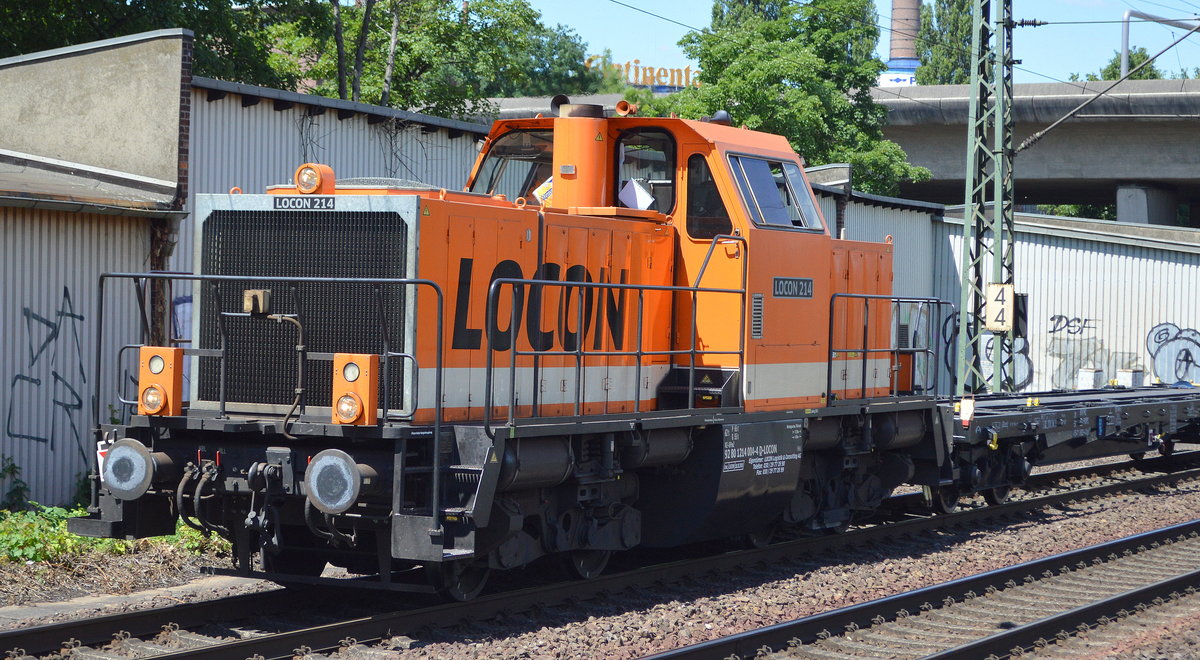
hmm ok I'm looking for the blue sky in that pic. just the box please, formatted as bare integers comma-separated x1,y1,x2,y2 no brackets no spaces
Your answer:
526,0,1200,85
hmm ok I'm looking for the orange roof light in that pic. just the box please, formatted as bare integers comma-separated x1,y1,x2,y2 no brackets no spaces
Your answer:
294,163,335,194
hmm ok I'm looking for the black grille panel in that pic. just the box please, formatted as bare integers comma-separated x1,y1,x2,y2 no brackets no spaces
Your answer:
198,210,408,408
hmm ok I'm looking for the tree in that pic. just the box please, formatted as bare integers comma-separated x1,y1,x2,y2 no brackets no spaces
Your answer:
646,0,928,195
711,0,786,30
270,0,619,118
478,24,604,98
0,0,315,88
1069,46,1165,81
915,0,972,85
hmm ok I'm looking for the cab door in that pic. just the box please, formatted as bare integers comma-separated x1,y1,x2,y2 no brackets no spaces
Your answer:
726,154,832,411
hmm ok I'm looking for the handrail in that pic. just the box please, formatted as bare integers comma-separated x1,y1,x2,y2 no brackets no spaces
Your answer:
95,272,444,423
95,271,447,531
825,293,956,401
482,273,747,439
690,234,749,416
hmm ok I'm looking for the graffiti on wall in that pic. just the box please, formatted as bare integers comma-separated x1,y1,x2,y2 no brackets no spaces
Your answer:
1047,315,1097,335
1043,313,1140,389
5,287,89,465
1146,323,1200,384
940,312,1034,391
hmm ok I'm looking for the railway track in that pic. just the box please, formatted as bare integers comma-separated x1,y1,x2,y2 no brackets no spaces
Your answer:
647,519,1200,660
4,454,1196,660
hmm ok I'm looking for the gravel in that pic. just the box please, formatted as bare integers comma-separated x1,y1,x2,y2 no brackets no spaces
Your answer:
379,479,1200,658
4,467,1200,658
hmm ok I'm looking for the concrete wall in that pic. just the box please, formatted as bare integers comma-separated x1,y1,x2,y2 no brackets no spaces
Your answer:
875,80,1200,218
0,30,188,193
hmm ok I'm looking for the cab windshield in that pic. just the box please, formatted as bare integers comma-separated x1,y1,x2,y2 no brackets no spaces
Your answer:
468,129,554,204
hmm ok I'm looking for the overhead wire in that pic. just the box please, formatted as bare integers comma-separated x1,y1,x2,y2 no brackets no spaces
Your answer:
1017,19,1200,152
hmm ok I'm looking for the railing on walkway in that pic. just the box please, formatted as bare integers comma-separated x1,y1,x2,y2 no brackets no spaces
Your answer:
483,235,748,437
826,293,955,401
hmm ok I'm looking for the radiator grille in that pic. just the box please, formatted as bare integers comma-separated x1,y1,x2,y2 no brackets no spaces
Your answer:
198,210,408,408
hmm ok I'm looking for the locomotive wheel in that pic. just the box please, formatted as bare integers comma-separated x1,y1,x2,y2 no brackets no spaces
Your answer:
928,485,960,514
1159,440,1176,457
560,549,611,580
1130,452,1146,461
431,560,490,601
983,485,1012,506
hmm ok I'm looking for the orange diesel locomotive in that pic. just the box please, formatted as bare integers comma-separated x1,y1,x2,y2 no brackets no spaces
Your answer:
71,102,1200,599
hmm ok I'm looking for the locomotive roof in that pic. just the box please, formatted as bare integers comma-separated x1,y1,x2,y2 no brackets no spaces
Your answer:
486,115,802,162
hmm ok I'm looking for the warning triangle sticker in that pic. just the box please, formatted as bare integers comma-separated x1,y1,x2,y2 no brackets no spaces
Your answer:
595,132,604,141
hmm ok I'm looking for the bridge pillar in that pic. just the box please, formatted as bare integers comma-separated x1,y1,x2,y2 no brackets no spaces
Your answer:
1116,184,1177,225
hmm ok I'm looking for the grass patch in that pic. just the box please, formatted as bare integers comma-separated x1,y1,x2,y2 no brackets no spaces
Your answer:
0,504,231,563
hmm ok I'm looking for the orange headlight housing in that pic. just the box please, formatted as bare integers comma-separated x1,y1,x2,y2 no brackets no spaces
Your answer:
294,163,336,194
138,346,183,416
332,353,378,425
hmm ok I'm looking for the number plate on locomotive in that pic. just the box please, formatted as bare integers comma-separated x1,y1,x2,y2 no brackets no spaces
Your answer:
273,196,335,210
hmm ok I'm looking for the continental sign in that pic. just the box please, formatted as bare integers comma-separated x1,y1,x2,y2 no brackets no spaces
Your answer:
585,56,702,89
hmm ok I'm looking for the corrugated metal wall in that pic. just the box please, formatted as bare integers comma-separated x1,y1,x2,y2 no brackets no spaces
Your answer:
180,90,484,274
931,217,1200,392
830,193,1200,395
1,208,147,504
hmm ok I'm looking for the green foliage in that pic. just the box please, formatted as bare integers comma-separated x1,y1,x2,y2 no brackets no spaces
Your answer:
267,0,609,118
0,455,29,511
915,0,972,85
161,522,233,556
0,0,318,88
0,507,229,564
646,0,928,195
711,0,787,30
1071,47,1165,82
1037,203,1117,220
478,24,602,98
0,504,131,562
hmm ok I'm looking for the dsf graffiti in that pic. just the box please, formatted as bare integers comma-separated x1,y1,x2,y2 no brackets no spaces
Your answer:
6,287,88,464
1146,323,1200,384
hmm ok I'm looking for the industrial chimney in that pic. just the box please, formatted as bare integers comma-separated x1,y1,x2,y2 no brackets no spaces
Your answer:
890,0,920,61
879,0,921,86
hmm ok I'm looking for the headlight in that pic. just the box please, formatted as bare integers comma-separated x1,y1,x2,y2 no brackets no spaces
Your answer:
295,164,321,193
148,354,165,374
336,393,361,422
342,361,360,383
141,385,165,414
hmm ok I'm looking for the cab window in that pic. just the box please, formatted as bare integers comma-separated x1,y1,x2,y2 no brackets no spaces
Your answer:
729,155,823,230
685,154,732,240
615,129,675,213
468,129,554,204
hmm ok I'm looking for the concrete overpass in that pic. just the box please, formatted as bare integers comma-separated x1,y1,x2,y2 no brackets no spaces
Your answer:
875,79,1200,225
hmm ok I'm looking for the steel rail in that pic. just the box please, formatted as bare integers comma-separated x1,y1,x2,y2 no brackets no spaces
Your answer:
10,457,1196,660
644,518,1200,660
927,567,1200,658
0,588,306,656
880,451,1198,514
